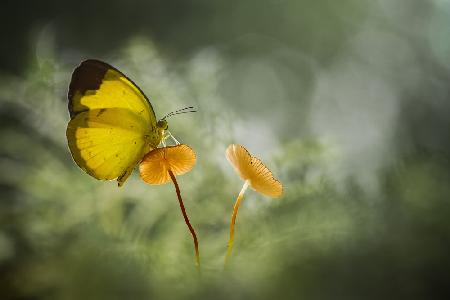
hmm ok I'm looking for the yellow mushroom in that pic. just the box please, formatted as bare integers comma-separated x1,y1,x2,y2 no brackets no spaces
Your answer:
139,144,200,269
225,144,283,266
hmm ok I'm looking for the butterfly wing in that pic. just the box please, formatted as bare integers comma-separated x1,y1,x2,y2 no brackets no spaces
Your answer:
66,59,160,186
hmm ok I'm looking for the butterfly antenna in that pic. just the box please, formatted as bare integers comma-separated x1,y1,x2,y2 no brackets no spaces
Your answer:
173,106,195,113
173,110,197,115
162,112,175,120
162,106,197,119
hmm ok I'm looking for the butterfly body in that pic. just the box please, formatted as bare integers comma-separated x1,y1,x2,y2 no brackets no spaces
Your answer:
66,59,166,186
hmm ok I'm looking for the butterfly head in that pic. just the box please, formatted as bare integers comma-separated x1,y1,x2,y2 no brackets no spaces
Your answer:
156,119,169,145
157,119,169,131
157,107,196,144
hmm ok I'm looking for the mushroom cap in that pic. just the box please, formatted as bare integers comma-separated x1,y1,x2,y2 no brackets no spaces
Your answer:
139,144,196,185
226,144,283,198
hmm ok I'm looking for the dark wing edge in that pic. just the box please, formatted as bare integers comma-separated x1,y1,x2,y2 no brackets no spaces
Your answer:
67,59,156,119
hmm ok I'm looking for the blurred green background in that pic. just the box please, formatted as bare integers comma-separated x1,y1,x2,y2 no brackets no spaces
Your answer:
1,0,450,299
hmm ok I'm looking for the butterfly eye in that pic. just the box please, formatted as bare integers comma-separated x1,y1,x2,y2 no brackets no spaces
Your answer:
157,119,168,130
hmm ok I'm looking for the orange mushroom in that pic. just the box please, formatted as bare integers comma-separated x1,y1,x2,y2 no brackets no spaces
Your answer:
139,144,200,269
225,144,283,266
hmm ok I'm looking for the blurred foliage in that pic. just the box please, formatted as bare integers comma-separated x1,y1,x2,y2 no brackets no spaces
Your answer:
1,0,450,299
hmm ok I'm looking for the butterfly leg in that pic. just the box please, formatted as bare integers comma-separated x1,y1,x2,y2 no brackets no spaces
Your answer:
160,132,171,147
167,131,180,145
117,167,133,187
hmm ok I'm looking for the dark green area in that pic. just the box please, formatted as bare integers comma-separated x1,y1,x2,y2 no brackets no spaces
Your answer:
1,0,450,299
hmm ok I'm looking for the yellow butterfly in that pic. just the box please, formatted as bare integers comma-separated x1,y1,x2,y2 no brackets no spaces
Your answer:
66,59,175,186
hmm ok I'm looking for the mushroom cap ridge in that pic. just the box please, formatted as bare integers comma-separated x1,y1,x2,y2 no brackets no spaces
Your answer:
226,144,283,198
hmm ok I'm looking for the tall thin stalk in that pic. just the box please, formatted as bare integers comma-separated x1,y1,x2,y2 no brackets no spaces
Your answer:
224,180,250,267
168,169,200,271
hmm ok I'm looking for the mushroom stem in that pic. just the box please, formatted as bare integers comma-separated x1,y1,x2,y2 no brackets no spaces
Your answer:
168,169,200,271
225,180,250,267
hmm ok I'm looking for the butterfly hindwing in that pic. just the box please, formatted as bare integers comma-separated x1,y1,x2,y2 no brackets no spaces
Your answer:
67,108,153,185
